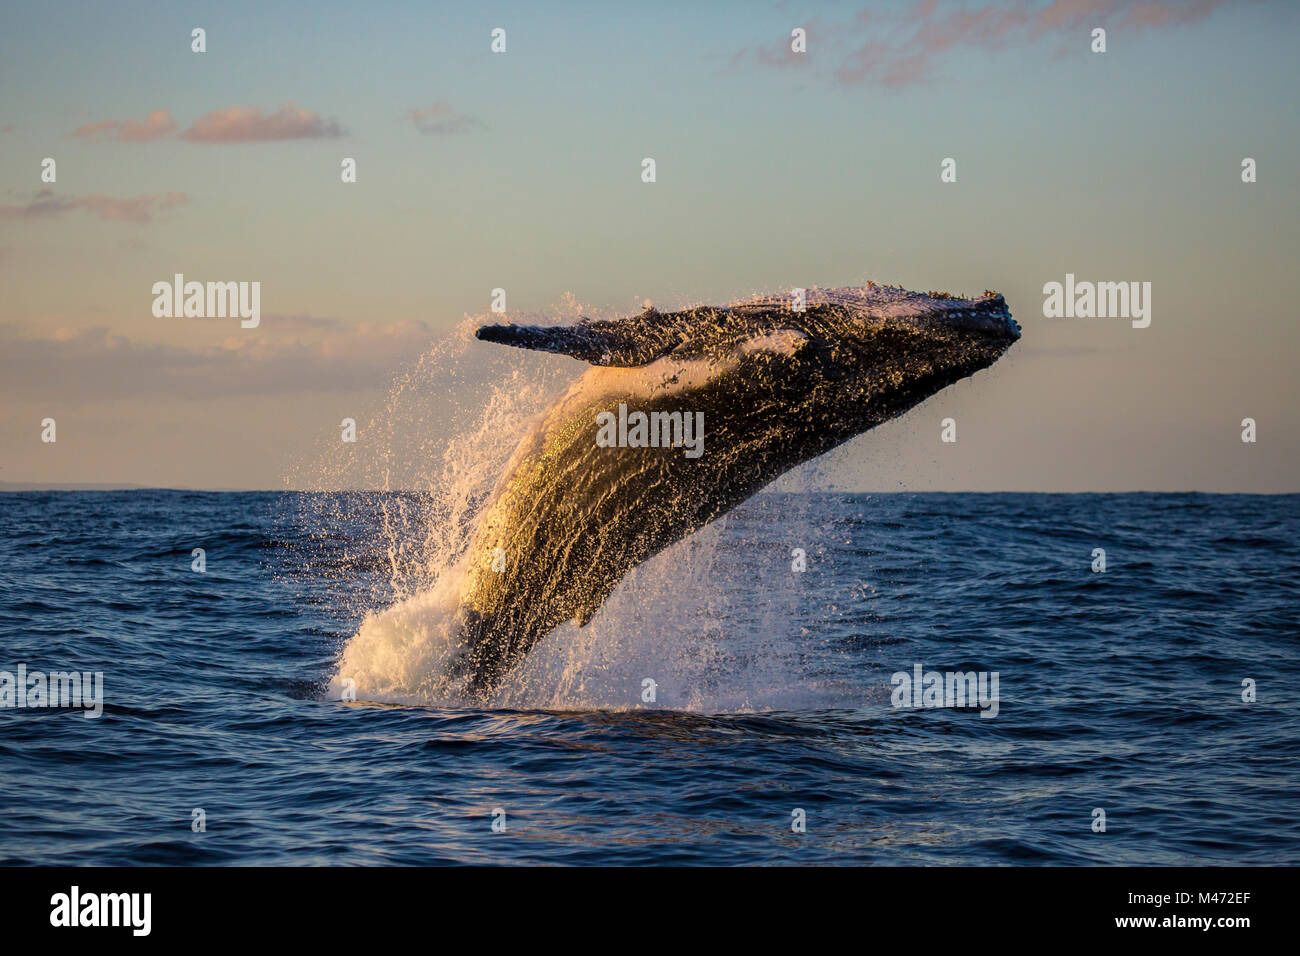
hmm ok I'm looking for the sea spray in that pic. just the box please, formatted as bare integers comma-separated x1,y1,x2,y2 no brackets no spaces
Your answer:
285,315,573,619
288,303,880,712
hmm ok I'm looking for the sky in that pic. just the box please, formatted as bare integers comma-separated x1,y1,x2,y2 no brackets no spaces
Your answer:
1,0,1297,491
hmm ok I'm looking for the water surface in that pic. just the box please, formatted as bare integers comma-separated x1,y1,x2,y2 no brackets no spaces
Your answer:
0,490,1295,864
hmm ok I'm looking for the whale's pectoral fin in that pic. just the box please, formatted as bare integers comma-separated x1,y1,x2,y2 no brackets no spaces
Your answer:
476,307,694,367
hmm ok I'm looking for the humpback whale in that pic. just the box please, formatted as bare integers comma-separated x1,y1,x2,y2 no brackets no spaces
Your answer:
454,284,1020,696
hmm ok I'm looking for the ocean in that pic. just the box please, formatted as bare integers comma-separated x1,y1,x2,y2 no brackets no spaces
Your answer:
1,489,1296,865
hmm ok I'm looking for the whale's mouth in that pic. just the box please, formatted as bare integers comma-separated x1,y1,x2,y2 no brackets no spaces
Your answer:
923,293,1020,340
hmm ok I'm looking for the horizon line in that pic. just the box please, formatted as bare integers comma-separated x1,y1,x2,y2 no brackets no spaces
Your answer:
1,483,1296,497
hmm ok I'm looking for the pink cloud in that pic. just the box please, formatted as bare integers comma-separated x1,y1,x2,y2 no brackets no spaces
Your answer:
1113,0,1228,27
739,0,1235,89
72,110,178,142
180,104,342,142
407,101,484,135
0,189,188,223
726,16,827,74
0,316,438,400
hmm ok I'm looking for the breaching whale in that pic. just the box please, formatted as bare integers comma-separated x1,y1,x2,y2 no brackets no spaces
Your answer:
454,284,1020,696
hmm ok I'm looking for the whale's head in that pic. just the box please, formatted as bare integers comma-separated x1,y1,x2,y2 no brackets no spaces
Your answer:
769,285,1020,421
476,283,1019,436
733,286,1013,382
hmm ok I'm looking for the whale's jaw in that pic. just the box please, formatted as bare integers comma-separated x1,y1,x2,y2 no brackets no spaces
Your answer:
457,285,1019,697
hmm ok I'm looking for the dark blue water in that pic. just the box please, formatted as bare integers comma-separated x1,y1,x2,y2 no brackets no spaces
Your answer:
1,490,1296,865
